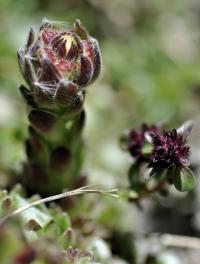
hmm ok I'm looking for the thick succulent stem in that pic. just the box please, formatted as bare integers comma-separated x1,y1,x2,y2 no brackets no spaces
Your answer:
21,104,85,195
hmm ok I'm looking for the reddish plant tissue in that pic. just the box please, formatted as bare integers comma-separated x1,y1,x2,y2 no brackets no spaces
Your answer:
149,129,190,169
17,19,101,107
121,124,161,162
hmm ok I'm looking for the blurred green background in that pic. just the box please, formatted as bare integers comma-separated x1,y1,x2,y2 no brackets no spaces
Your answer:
1,0,200,187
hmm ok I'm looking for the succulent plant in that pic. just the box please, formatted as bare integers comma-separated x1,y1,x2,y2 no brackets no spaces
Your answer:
17,19,101,113
17,19,101,196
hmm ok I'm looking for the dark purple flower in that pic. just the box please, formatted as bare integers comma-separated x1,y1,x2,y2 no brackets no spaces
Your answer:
148,123,192,170
121,123,162,162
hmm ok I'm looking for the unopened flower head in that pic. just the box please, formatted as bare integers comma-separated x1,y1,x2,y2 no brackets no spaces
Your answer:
17,19,101,112
121,123,161,162
148,122,193,170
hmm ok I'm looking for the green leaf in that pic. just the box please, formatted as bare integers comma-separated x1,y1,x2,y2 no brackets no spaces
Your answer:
14,195,53,230
173,166,196,192
128,164,141,190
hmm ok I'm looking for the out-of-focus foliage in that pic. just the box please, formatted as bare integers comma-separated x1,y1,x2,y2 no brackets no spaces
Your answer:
1,1,200,263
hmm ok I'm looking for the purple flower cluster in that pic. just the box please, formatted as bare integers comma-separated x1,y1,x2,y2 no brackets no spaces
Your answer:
149,129,190,170
122,121,192,170
123,121,195,193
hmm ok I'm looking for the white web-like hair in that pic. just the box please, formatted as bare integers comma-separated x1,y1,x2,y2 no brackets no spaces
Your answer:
41,18,72,30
